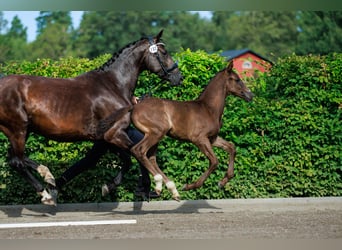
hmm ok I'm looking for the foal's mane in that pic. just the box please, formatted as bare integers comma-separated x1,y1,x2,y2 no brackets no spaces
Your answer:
96,36,149,72
197,67,228,99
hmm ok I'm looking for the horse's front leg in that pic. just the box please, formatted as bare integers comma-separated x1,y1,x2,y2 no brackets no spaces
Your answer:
182,139,219,191
212,136,236,188
102,148,131,196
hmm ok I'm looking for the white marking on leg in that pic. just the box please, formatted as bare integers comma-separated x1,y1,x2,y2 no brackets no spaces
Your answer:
102,184,109,197
39,189,56,206
37,165,55,186
154,174,163,194
166,181,180,200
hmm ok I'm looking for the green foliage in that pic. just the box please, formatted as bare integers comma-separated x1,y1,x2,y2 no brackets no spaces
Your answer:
296,11,342,55
0,51,341,205
2,11,342,63
212,11,299,60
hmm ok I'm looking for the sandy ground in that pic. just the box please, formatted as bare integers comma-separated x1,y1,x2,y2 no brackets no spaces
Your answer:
0,197,341,239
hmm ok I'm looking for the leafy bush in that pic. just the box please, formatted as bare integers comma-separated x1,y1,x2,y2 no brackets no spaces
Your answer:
0,51,341,205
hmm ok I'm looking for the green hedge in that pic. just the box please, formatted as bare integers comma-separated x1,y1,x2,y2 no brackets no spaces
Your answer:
0,51,341,205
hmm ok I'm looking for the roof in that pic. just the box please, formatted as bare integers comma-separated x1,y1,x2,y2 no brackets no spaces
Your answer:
220,48,273,64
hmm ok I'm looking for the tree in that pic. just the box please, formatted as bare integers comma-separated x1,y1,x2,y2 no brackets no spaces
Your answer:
0,14,28,62
28,11,73,60
36,11,72,34
8,16,27,41
296,11,342,55
73,11,216,58
212,11,299,60
0,12,9,63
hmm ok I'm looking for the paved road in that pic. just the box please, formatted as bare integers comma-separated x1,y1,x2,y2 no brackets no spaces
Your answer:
0,197,341,239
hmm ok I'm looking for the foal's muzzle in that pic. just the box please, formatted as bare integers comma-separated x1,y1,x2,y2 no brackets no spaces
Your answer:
243,90,254,102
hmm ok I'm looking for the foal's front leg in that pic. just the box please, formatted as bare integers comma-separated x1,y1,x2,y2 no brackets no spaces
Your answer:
212,136,236,188
182,138,219,191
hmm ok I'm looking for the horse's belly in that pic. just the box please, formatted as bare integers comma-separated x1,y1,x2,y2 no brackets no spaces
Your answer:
29,110,97,141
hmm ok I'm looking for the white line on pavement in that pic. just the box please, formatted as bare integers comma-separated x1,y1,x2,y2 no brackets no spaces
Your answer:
0,219,137,229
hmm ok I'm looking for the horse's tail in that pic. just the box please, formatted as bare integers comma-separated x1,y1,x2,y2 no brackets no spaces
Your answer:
96,105,133,137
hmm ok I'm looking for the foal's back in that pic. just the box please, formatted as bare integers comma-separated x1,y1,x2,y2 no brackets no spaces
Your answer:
131,97,220,141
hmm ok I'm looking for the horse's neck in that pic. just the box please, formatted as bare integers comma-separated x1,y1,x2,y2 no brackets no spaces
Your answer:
197,75,227,119
96,42,146,91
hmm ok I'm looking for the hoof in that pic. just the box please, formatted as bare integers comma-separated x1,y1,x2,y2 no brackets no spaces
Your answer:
155,188,162,196
42,197,56,206
48,188,58,205
173,195,181,202
40,190,56,206
102,184,109,197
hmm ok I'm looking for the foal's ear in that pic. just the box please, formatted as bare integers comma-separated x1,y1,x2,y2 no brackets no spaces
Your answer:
156,29,164,42
226,60,234,73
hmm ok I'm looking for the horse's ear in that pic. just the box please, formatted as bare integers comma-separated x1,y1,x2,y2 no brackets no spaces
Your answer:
226,60,234,72
156,29,164,42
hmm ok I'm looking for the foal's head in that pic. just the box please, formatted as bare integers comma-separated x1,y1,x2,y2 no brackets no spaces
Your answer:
224,61,253,102
143,30,183,86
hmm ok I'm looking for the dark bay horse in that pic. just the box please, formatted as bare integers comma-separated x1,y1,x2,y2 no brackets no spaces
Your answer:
102,61,253,200
0,30,182,205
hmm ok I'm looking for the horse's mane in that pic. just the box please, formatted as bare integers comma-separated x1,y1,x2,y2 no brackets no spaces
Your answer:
96,36,148,72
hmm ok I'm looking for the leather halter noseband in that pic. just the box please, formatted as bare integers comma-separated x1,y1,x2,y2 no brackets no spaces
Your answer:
148,37,178,77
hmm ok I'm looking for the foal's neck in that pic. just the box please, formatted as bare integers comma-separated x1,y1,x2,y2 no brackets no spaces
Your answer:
197,73,227,119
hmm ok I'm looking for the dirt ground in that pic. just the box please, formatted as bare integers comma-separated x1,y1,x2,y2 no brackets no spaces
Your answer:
0,197,341,239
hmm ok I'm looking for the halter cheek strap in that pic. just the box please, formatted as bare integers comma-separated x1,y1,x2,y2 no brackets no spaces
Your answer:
148,36,178,76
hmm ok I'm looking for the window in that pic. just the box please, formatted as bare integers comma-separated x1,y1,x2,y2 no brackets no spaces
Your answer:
242,61,252,69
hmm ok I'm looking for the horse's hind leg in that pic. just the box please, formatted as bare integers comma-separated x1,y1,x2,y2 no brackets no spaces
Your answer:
24,158,56,187
212,136,236,188
24,158,57,204
4,129,55,206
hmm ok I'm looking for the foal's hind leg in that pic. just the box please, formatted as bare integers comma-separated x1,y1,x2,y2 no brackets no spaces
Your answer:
212,136,236,188
131,136,180,201
103,111,134,150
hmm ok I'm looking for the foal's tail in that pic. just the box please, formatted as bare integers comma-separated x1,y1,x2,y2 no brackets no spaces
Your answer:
96,106,133,137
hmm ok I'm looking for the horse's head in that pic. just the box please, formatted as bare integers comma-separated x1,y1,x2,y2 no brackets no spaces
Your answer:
225,61,253,102
143,30,183,86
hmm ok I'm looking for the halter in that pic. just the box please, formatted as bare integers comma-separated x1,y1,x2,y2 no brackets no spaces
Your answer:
148,36,178,77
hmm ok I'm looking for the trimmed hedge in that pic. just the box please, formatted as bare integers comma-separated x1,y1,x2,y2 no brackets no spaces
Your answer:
0,51,341,205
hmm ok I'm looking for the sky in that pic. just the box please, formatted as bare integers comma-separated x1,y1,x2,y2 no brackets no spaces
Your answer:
3,11,84,42
2,11,212,43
